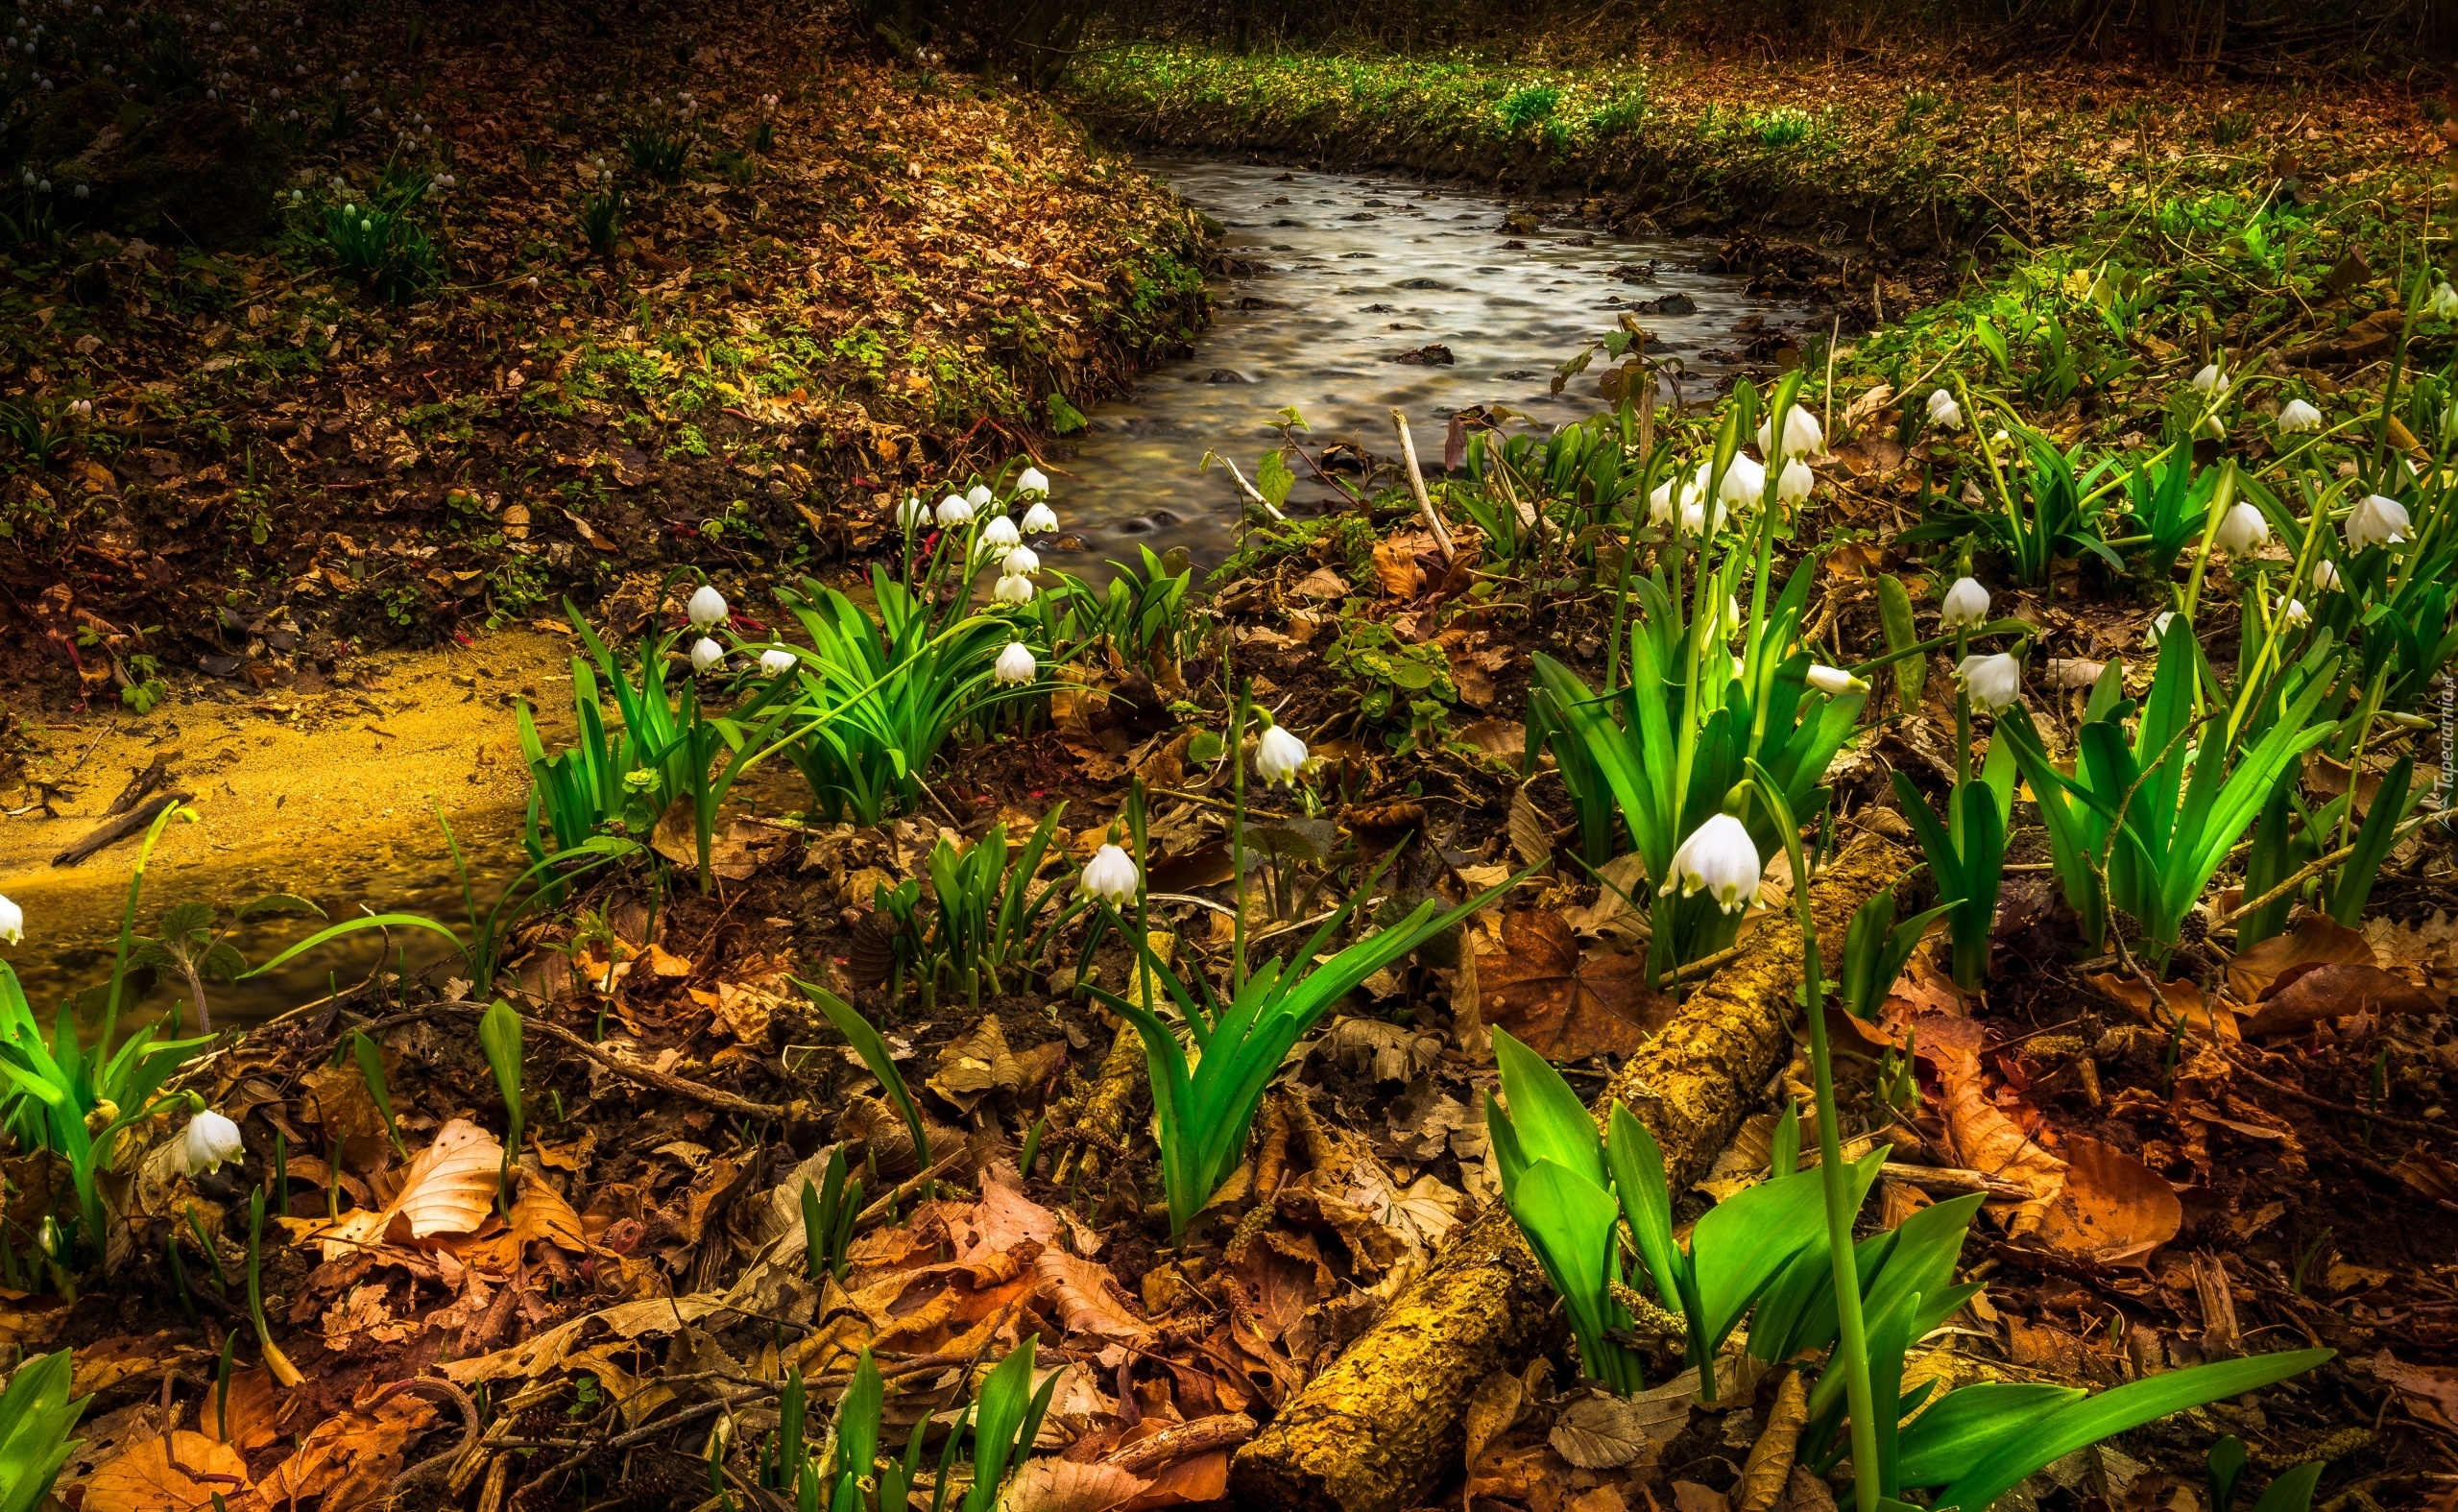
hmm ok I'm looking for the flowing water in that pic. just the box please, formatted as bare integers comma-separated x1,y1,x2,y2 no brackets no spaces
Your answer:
0,160,1784,1026
1042,157,1785,576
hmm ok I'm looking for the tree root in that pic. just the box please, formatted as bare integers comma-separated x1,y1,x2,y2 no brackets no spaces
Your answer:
1229,834,1909,1512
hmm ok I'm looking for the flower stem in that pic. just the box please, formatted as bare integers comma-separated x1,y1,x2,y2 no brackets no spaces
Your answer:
1748,761,1878,1512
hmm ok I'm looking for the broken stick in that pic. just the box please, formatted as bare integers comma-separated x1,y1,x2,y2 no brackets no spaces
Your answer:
1389,409,1456,562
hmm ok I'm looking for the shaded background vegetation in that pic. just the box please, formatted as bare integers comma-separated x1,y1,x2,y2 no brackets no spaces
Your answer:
860,0,2458,74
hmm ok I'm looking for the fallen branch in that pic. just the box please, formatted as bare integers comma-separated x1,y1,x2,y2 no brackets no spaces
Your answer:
432,1001,789,1121
51,791,190,867
1389,410,1457,562
1106,1412,1258,1475
2222,1044,2455,1140
1878,1162,2036,1200
1231,834,1908,1512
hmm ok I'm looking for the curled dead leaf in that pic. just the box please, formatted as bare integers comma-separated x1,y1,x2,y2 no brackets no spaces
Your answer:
2228,915,2375,1002
2241,963,2444,1038
2032,1135,2181,1266
302,1118,504,1260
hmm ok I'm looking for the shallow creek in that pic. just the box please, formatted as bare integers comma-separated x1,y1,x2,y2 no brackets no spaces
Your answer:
0,161,1781,1023
1045,157,1782,575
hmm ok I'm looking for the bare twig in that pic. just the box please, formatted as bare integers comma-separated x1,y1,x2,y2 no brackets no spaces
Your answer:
2222,1045,2455,1140
1389,410,1457,562
380,1376,485,1493
433,1000,788,1120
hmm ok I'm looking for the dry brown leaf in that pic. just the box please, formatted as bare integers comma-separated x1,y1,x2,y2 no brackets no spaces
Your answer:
2227,915,2375,1002
82,1431,251,1512
928,1016,1026,1113
306,1118,504,1260
1463,1369,1527,1472
1735,1368,1809,1512
1476,908,1674,1061
1001,1457,1152,1512
1549,1392,1662,1470
2363,1350,2458,1433
252,1395,439,1510
1124,1449,1230,1510
1036,1250,1155,1341
2033,1136,2181,1266
2393,1148,2458,1204
1925,1020,2065,1235
1674,1481,1735,1512
1291,565,1351,599
1372,535,1426,598
2088,971,2236,1042
509,1174,589,1253
1454,718,1527,763
2241,963,2444,1037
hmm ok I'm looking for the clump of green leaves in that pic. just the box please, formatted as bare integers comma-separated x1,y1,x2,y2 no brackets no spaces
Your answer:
315,180,443,302
0,1349,89,1511
622,122,689,182
799,1147,862,1284
576,186,622,259
1091,854,1508,1237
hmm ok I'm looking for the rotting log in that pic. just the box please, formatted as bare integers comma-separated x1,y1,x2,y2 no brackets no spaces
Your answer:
1231,833,1910,1512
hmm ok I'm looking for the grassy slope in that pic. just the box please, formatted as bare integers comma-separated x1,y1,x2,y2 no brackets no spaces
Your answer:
1068,44,2444,259
0,3,1206,705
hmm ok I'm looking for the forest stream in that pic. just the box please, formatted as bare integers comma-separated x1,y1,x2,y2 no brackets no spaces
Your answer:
0,159,1770,1026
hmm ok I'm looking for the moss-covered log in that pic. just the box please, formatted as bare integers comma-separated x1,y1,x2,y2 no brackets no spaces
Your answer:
1231,834,1910,1512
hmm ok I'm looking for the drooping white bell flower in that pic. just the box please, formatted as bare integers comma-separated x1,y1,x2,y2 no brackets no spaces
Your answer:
1649,462,1699,520
1021,500,1059,534
2276,594,2311,630
993,573,1035,606
2214,501,2270,554
1940,576,1991,632
2277,398,2323,433
181,1110,246,1175
689,636,725,674
898,494,928,531
2434,282,2458,321
1776,456,1815,507
980,514,1021,550
1255,724,1309,786
1755,404,1825,462
1081,844,1139,905
1717,452,1768,510
1954,652,2023,711
2190,362,2229,396
2311,558,2342,592
759,645,797,677
1015,466,1050,498
1001,545,1040,577
936,492,974,527
2346,493,2412,551
992,641,1037,686
1669,814,1762,916
0,893,19,946
1806,664,1868,696
1926,388,1963,430
687,583,728,629
966,484,993,509
2146,610,2180,647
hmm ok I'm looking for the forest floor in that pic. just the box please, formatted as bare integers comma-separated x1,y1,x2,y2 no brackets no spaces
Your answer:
1,14,2456,1512
0,0,1207,708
